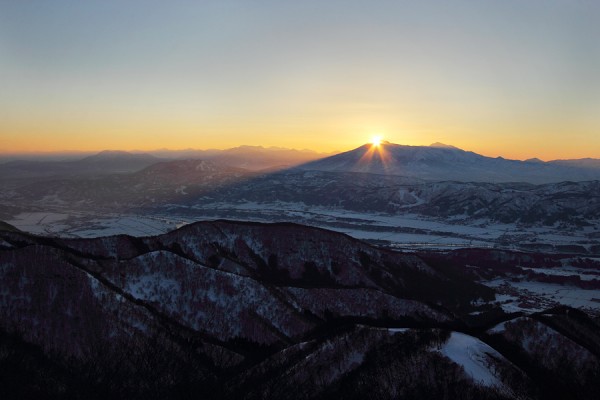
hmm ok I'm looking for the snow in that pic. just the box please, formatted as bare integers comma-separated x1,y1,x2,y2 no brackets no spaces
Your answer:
68,215,170,237
487,317,529,335
7,212,70,235
173,203,594,251
387,328,410,333
125,273,181,302
346,350,365,368
7,211,177,237
285,287,448,321
487,321,508,334
487,279,600,313
5,199,596,260
438,332,504,388
520,266,600,281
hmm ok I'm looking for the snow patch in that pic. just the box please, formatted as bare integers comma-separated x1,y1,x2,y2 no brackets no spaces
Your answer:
438,332,504,388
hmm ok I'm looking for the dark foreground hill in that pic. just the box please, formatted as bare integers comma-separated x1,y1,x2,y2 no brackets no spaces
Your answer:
0,221,599,399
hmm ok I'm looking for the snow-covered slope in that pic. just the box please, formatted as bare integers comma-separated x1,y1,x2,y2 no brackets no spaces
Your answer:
181,170,600,226
439,332,506,388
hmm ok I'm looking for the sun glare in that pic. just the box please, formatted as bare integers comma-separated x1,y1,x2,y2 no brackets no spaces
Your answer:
371,135,382,147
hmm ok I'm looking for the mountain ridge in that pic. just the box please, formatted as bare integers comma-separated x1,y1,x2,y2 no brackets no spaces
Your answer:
1,220,599,399
0,146,331,179
3,143,600,182
298,142,600,184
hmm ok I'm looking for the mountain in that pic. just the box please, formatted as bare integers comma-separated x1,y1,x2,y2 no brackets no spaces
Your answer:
76,150,162,172
208,145,329,170
3,144,599,183
429,142,461,150
173,170,600,227
299,142,600,184
147,145,329,171
4,165,600,229
550,158,600,169
0,150,162,179
0,221,20,232
0,146,329,181
1,159,252,212
1,221,599,399
132,159,250,185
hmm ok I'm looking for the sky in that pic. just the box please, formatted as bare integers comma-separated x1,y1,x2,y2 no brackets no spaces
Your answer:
1,0,599,160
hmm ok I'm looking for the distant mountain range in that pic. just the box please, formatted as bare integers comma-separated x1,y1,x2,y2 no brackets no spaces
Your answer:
300,142,600,184
1,221,599,399
147,145,331,171
0,146,330,179
0,150,163,179
2,142,600,232
2,142,599,183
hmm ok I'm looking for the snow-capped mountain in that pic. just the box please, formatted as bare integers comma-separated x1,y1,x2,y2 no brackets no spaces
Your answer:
299,142,600,184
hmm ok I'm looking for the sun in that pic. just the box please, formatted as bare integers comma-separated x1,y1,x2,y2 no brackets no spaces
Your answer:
371,135,383,147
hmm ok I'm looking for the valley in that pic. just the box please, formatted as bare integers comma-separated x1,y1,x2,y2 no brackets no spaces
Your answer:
4,203,597,254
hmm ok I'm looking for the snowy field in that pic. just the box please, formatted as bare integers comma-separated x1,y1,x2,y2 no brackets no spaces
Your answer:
183,202,596,252
7,202,597,253
7,211,178,238
488,280,600,315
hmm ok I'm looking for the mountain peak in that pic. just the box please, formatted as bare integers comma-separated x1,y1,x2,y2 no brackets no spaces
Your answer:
525,157,544,163
429,142,460,150
82,150,158,162
95,150,133,157
298,141,600,183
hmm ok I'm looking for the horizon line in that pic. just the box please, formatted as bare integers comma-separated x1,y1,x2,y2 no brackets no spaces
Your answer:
0,142,597,163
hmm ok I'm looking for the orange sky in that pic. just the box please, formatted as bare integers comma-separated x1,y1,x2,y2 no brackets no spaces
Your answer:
2,111,596,161
1,1,599,161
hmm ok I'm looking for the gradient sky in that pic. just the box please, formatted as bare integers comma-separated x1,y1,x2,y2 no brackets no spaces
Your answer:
1,0,599,160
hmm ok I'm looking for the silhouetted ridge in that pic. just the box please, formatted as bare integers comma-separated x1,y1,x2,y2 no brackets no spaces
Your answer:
298,142,600,183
